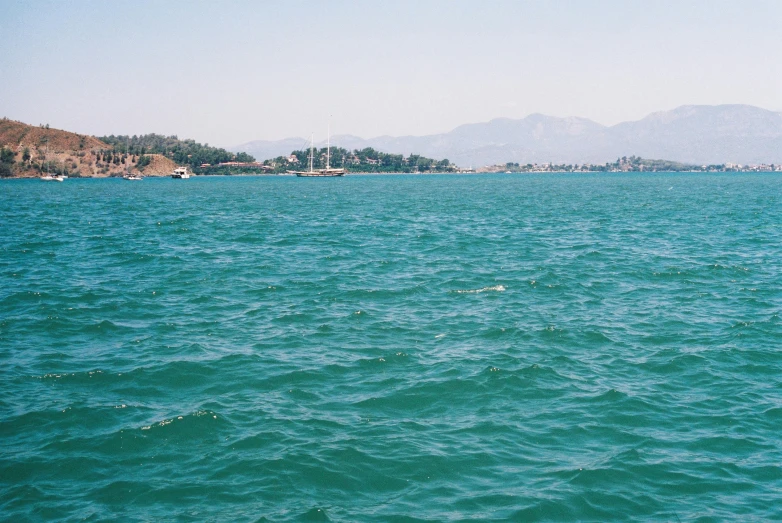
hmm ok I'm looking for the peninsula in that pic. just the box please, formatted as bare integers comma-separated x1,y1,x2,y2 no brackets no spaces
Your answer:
0,118,259,178
263,147,457,174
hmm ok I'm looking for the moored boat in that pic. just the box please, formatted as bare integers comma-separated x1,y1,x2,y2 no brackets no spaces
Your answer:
171,167,191,179
295,167,345,177
123,145,143,180
40,145,65,181
292,125,345,177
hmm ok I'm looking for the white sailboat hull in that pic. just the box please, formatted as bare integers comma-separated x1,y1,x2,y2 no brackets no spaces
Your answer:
294,169,345,177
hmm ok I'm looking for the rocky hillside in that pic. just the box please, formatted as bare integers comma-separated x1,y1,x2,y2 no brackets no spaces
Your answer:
0,119,107,151
0,119,179,178
138,154,176,176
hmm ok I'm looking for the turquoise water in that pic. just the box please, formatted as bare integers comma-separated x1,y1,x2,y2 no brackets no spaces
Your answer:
1,173,781,521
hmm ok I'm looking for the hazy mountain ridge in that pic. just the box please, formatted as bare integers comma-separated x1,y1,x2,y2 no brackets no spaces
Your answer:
232,105,782,166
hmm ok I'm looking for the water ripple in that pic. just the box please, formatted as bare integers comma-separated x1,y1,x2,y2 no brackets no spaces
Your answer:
1,173,781,520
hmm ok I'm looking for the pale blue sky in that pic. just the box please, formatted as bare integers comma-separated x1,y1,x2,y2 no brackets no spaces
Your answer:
1,0,780,146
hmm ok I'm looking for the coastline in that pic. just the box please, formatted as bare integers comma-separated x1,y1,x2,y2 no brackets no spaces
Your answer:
4,170,781,180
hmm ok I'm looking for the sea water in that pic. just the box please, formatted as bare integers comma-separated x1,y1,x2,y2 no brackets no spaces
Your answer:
1,173,781,521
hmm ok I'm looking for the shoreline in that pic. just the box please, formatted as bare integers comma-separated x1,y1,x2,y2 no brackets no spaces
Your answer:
3,170,781,181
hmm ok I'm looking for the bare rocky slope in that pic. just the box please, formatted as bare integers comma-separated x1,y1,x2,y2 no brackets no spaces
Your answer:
0,119,177,178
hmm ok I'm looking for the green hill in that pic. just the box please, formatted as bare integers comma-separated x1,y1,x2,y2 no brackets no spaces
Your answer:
99,134,256,174
265,146,456,174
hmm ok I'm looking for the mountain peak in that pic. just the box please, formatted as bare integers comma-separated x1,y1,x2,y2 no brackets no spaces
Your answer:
231,104,782,166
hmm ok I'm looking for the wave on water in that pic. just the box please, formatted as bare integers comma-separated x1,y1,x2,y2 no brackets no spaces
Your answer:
1,174,781,521
452,285,506,294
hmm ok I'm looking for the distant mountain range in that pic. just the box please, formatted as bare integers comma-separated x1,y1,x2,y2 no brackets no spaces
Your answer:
232,105,782,167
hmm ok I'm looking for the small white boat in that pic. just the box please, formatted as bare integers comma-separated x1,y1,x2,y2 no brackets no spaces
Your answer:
123,140,142,180
171,167,191,179
41,144,65,181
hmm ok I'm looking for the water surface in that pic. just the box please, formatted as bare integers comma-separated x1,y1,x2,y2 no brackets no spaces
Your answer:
1,173,781,520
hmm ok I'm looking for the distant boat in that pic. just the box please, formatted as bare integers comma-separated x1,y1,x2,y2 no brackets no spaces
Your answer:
40,144,64,181
123,137,143,180
171,166,191,179
292,125,345,177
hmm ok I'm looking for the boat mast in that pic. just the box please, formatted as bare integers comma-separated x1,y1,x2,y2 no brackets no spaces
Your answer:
309,134,314,173
326,121,330,170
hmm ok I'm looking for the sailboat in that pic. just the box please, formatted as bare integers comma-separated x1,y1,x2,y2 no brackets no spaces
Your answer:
41,144,64,182
292,124,345,177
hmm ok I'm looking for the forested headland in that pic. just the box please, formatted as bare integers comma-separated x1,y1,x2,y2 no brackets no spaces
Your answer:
99,134,256,174
264,147,457,174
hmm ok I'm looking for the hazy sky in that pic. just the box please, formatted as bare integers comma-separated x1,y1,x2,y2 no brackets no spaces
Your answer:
1,0,780,146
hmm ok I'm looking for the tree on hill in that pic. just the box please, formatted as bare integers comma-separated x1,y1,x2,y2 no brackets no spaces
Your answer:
99,134,256,173
0,147,14,164
0,146,14,177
